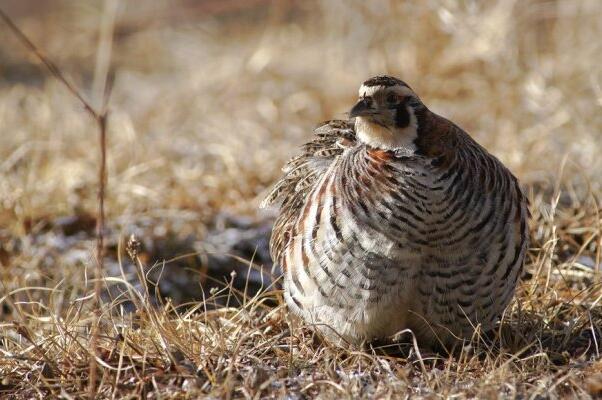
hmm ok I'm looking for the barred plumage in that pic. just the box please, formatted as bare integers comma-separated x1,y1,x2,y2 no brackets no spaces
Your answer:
262,76,529,348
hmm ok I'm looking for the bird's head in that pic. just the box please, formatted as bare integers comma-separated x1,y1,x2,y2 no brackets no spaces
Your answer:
350,76,426,152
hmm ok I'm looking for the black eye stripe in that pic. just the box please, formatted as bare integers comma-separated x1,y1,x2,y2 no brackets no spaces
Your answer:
395,101,411,128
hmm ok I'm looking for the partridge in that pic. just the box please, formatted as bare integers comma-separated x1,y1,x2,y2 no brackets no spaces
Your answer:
262,76,529,348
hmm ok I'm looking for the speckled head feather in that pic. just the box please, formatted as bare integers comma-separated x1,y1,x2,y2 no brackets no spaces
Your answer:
362,75,411,89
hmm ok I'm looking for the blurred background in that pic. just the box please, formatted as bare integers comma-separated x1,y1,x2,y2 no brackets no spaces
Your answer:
0,0,600,306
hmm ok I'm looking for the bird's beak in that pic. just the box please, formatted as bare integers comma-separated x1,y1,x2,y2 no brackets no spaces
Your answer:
349,98,373,118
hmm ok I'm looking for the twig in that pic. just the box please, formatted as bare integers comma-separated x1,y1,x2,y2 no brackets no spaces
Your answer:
0,5,115,399
89,110,109,398
0,9,99,120
89,1,117,397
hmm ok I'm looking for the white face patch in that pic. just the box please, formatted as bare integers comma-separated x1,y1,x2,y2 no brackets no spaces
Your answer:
354,84,419,152
355,112,418,153
358,84,416,99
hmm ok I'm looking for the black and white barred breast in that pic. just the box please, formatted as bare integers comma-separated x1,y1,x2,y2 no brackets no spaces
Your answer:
262,114,529,348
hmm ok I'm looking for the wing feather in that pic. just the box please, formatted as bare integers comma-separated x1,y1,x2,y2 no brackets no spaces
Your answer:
261,119,356,267
260,120,356,209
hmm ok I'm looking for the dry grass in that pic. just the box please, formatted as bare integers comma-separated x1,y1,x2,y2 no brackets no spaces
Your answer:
1,0,601,398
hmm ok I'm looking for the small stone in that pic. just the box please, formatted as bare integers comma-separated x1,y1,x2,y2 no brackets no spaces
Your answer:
182,377,202,391
587,373,602,396
249,366,271,389
276,366,289,378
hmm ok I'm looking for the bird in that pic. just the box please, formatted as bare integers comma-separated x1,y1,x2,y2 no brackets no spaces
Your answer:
261,75,529,349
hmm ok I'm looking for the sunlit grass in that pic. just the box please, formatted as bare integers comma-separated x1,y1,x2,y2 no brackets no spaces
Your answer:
0,0,601,397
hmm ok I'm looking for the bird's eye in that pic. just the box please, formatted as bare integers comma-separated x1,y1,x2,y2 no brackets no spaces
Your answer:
386,93,398,104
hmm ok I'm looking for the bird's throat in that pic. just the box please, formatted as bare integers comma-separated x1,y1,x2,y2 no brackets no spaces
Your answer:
355,117,417,152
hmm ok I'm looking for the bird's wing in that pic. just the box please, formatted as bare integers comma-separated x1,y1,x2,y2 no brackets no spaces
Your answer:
260,119,356,267
260,119,356,209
